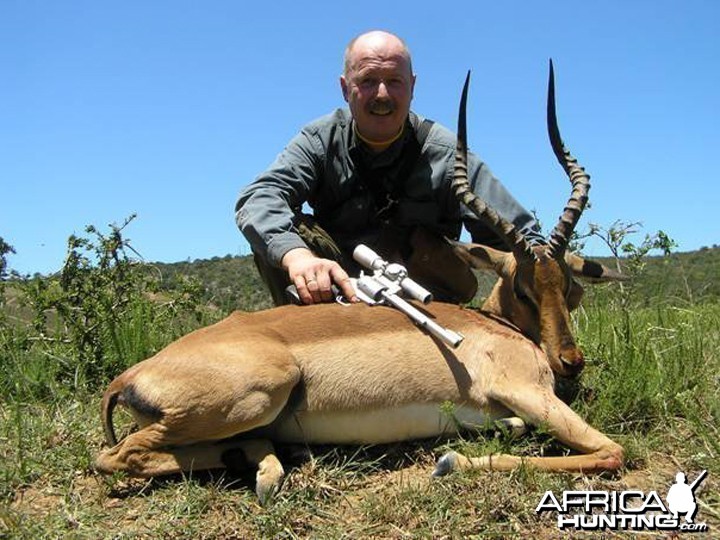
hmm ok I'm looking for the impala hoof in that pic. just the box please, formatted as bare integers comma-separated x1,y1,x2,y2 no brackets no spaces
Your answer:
256,481,279,507
255,456,285,506
432,451,458,477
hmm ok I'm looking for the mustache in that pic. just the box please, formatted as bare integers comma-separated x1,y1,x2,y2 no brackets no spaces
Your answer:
368,100,395,114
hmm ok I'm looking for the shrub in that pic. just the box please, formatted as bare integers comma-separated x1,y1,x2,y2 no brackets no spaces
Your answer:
1,216,211,398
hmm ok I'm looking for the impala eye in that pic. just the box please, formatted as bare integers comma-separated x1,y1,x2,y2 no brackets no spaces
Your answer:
515,288,537,309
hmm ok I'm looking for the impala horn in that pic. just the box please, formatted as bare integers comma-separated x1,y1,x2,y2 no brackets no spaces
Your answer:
546,59,591,258
452,71,536,263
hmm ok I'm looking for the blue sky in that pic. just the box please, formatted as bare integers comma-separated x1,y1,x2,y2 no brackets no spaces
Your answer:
2,1,718,275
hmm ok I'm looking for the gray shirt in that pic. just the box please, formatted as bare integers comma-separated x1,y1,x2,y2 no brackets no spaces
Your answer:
236,108,542,267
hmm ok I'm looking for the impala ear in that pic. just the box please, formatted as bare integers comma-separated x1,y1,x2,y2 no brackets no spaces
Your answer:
446,239,513,278
565,252,630,283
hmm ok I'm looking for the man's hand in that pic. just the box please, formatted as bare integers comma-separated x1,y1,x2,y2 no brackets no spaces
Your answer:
281,248,358,305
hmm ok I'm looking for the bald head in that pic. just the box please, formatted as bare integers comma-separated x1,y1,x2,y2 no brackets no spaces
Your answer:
343,31,413,77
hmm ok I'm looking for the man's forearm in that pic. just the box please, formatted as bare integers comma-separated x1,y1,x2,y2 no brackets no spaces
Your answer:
235,186,308,267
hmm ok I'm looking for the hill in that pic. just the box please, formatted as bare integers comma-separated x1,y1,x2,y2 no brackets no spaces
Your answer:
152,254,274,313
151,246,720,313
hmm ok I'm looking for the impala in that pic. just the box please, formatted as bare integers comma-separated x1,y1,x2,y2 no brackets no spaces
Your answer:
96,62,627,503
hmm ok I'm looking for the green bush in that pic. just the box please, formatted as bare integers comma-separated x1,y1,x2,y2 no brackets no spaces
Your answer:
0,216,214,400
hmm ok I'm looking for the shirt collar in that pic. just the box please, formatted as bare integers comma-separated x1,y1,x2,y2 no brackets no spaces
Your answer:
349,114,416,169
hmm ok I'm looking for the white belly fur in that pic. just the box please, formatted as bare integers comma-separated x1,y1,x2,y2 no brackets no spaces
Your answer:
268,402,492,444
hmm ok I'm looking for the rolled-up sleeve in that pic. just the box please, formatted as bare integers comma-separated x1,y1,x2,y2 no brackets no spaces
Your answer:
235,128,322,267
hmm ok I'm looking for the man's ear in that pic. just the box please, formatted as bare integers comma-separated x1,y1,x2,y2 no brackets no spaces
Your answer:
340,75,349,102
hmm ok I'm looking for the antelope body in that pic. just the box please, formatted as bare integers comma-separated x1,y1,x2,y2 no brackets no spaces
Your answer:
96,63,626,503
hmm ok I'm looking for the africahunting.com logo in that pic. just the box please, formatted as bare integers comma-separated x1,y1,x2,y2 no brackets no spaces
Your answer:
536,470,709,533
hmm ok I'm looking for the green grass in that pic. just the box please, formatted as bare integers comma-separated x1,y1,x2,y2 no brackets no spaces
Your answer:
1,286,719,537
577,303,720,457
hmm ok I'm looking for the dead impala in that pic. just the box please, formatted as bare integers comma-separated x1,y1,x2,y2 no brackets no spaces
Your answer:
95,62,627,503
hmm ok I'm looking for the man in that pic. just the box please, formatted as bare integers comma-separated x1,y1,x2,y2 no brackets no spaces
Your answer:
236,30,542,306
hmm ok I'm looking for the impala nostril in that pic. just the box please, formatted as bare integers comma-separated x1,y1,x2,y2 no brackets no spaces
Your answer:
560,351,585,376
560,345,583,363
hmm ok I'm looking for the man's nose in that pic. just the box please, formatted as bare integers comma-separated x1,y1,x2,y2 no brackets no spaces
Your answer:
376,81,390,98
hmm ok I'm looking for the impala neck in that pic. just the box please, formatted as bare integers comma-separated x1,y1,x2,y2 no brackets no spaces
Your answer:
481,279,540,345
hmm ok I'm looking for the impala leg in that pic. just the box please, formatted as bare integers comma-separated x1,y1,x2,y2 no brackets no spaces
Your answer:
96,360,300,482
235,439,285,505
97,430,284,500
434,386,623,476
96,424,236,476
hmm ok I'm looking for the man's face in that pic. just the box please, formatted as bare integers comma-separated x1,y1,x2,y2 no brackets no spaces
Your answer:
341,37,415,144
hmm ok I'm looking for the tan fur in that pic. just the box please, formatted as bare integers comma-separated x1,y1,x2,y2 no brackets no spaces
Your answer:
96,259,625,502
